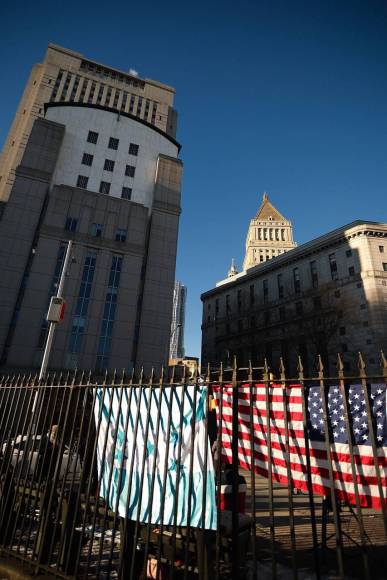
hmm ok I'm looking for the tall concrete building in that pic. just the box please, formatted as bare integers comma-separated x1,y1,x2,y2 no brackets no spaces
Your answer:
169,281,187,359
202,213,387,376
0,45,183,373
0,44,177,204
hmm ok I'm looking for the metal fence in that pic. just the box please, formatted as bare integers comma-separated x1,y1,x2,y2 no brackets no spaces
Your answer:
0,353,386,579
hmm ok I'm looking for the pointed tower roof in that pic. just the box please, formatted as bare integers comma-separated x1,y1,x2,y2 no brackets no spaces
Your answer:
255,193,287,221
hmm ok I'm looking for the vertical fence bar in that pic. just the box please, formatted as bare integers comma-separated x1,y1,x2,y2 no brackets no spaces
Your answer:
84,370,116,579
169,365,188,580
264,358,276,580
95,370,126,578
248,360,257,580
70,373,101,576
317,355,344,579
129,368,156,580
117,368,144,580
25,373,67,556
107,369,134,574
1,373,38,546
198,362,211,580
336,354,370,579
358,353,387,534
75,369,108,575
46,371,85,567
154,367,175,579
14,373,52,554
0,375,19,454
142,368,166,578
297,356,320,580
0,374,24,482
279,358,298,580
36,370,77,565
182,365,199,580
231,356,239,580
16,374,54,554
32,370,71,561
215,362,223,580
60,371,92,575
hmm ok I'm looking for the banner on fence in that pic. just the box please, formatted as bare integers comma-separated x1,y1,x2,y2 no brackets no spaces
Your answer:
215,383,387,509
95,385,216,530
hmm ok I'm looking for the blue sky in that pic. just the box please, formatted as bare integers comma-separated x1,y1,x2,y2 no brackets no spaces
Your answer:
1,0,386,358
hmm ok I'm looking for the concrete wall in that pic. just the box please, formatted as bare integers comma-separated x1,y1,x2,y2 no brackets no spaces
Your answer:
45,105,179,207
0,118,65,363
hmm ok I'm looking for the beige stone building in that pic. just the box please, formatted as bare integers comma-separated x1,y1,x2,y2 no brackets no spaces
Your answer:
202,216,387,376
0,45,182,373
0,44,177,203
243,193,296,270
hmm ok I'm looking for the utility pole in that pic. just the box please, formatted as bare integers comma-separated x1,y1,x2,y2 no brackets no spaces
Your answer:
39,240,73,381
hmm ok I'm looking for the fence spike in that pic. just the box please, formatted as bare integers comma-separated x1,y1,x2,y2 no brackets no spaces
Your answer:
337,353,344,377
380,350,387,377
297,355,304,376
206,362,211,383
317,354,324,376
279,357,286,382
263,357,269,378
358,351,366,377
182,363,189,385
169,364,175,385
192,363,198,384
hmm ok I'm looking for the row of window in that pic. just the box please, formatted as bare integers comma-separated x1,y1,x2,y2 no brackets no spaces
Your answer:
65,217,127,242
219,301,370,335
76,174,133,199
51,70,159,125
253,227,288,241
87,130,140,156
221,254,365,313
81,155,136,176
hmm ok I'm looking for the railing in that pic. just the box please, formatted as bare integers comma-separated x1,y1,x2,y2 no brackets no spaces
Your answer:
0,353,386,579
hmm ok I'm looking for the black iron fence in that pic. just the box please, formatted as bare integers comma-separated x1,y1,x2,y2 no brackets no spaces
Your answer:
0,353,386,579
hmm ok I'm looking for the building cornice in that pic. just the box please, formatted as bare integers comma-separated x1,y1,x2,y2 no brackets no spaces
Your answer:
202,220,387,300
44,102,182,152
47,43,175,94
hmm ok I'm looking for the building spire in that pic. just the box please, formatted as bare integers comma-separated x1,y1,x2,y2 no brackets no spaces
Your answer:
243,194,297,270
228,258,238,278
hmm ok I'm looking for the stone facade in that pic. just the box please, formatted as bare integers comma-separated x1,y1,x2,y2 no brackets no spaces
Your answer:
0,48,183,374
201,222,387,375
243,193,296,270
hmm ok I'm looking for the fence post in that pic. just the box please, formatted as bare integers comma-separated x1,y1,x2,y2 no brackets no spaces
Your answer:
231,355,239,580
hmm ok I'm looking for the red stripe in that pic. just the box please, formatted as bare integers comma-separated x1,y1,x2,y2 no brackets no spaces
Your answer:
214,384,387,510
220,439,387,487
220,424,387,468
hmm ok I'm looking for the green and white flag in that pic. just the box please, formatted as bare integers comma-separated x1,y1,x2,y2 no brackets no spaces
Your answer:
94,385,216,530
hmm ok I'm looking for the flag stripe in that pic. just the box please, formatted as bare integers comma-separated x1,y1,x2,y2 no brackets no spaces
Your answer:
214,383,387,510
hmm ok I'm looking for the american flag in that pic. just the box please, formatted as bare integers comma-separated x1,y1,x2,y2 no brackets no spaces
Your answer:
214,383,387,510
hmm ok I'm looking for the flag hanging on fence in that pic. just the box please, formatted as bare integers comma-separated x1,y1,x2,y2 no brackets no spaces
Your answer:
94,385,216,530
214,383,387,510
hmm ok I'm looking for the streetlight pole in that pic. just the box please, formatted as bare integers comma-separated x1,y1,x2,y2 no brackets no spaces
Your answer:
39,240,73,381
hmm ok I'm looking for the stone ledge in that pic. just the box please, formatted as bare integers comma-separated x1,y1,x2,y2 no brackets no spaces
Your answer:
0,555,52,579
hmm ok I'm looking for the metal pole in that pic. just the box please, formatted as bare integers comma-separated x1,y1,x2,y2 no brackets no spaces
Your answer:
39,240,73,381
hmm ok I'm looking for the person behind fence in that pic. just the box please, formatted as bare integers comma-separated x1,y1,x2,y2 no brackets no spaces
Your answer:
37,424,60,482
